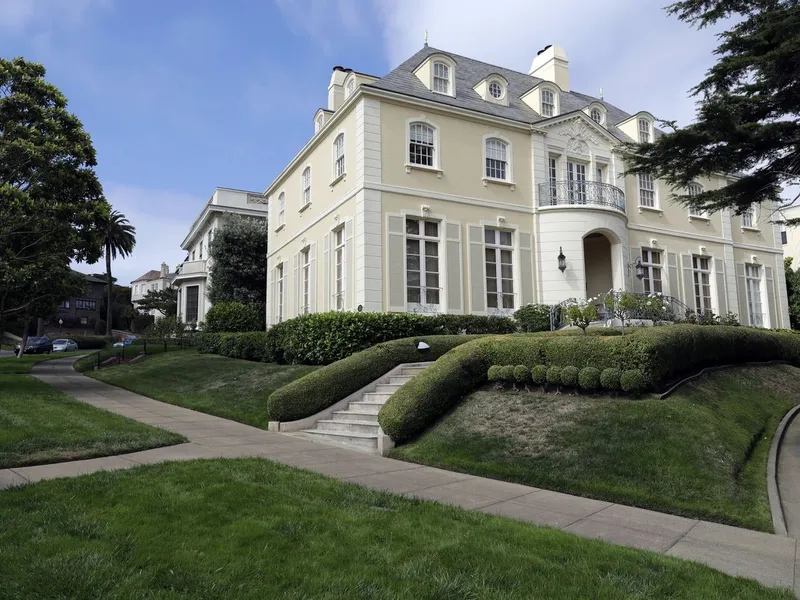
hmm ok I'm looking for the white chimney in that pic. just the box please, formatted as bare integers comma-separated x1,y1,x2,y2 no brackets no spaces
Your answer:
161,262,169,277
529,45,569,92
327,66,348,112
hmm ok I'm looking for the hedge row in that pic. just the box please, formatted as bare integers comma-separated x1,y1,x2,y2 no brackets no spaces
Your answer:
378,326,800,442
487,364,645,393
267,335,481,422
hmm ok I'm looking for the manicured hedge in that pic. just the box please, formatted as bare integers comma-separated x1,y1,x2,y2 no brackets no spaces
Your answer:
379,326,800,442
267,335,482,422
204,301,263,333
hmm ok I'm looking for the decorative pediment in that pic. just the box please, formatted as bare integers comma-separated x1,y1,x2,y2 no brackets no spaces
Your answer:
539,113,619,150
560,119,600,146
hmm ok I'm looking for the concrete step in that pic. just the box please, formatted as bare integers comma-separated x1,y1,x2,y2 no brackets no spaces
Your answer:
361,392,391,403
316,420,381,435
348,401,385,415
401,367,427,377
375,384,402,394
300,429,378,450
332,410,379,423
388,376,413,386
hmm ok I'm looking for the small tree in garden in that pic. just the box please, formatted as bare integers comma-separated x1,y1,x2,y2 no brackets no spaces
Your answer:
602,290,642,334
565,301,598,334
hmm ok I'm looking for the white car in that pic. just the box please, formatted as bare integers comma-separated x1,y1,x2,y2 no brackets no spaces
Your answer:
52,339,78,352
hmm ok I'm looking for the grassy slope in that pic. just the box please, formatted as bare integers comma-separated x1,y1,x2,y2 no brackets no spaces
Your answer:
0,459,790,600
85,351,318,429
393,365,797,532
0,351,86,374
0,375,184,468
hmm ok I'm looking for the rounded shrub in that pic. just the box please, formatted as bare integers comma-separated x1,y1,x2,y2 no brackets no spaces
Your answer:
531,365,548,385
487,365,503,381
620,369,646,394
513,365,530,384
204,301,263,333
546,366,562,385
560,365,579,387
578,366,601,391
499,365,516,382
600,368,622,390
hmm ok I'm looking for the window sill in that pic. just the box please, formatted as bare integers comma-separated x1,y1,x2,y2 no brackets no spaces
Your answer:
688,214,711,225
405,164,443,178
299,203,312,214
741,226,761,233
482,177,516,191
638,205,663,217
274,224,285,233
330,173,346,188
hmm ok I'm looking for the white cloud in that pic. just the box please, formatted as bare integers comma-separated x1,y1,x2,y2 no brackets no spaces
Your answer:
0,0,110,34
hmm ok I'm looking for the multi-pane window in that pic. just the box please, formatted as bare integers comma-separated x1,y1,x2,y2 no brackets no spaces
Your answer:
334,227,345,311
433,62,450,94
275,264,284,323
185,286,199,323
591,108,602,124
641,249,663,294
638,173,656,207
75,298,96,311
485,228,514,310
409,122,435,167
541,89,555,117
302,167,311,207
692,256,712,314
638,119,651,143
485,138,508,180
278,192,285,226
687,182,705,216
745,264,763,326
334,133,345,178
199,240,203,260
742,207,755,228
301,248,310,315
547,157,558,205
596,166,604,183
567,161,586,203
781,225,788,245
405,218,440,308
488,81,503,99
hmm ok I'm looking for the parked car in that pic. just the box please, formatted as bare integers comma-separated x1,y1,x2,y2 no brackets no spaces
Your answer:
52,339,79,352
112,336,138,348
14,336,53,355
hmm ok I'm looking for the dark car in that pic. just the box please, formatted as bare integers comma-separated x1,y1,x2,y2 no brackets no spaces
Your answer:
14,336,53,355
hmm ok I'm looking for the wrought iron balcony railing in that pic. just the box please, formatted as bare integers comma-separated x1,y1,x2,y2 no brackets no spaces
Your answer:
537,181,626,214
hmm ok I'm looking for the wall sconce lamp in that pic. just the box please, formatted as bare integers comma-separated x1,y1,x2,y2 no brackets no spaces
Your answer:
557,247,567,273
628,259,645,280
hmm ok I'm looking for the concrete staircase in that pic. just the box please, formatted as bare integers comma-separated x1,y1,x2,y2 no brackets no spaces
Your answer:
298,365,428,453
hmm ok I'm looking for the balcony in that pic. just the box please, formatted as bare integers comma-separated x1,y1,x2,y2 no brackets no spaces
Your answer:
537,181,626,214
173,260,207,280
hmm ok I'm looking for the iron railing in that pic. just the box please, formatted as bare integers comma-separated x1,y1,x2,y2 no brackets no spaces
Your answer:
537,180,626,214
550,293,692,330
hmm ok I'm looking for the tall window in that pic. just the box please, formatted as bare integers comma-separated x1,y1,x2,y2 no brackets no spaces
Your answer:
638,119,651,143
333,134,345,178
641,249,663,294
541,89,555,117
687,182,705,216
199,240,203,260
547,156,558,205
301,248,310,315
334,227,345,311
638,173,656,207
745,264,763,326
781,224,788,245
185,286,199,323
409,122,435,167
276,264,284,323
590,108,602,124
485,228,514,311
742,207,755,228
278,192,285,226
432,62,450,94
406,218,439,308
302,167,311,207
485,138,508,180
692,256,712,314
566,161,586,203
596,166,605,183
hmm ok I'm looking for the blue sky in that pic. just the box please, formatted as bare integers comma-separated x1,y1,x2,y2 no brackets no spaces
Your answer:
0,0,727,284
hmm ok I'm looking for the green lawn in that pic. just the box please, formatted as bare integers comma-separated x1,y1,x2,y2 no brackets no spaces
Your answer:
392,365,798,532
84,351,318,428
0,375,185,468
0,459,790,600
0,351,86,374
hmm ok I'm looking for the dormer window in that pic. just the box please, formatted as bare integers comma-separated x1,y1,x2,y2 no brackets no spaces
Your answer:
541,89,555,117
591,108,602,124
488,81,503,99
433,62,451,94
346,78,355,98
315,114,323,133
638,118,651,143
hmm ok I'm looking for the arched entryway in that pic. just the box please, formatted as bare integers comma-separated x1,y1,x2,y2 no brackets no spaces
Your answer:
583,232,613,300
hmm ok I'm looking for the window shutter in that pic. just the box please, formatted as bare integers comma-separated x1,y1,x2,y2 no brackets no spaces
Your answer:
630,247,643,294
468,225,486,314
387,215,405,312
736,263,749,326
344,219,354,311
445,223,463,314
269,267,276,326
766,265,777,328
293,254,300,317
681,254,695,311
714,259,727,316
667,253,679,299
519,232,534,306
323,233,331,312
309,243,317,314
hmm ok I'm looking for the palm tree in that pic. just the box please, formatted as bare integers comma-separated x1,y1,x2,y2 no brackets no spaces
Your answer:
100,210,136,336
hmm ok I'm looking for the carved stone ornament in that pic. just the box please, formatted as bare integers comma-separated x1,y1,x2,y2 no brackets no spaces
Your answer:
560,119,599,158
247,194,268,204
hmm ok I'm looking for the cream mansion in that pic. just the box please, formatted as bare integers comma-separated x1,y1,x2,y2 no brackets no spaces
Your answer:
263,44,790,329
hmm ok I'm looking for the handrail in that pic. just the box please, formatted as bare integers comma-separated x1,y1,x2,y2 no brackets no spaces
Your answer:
538,180,626,214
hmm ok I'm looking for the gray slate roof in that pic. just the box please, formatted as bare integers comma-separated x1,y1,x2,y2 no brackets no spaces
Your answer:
365,45,657,144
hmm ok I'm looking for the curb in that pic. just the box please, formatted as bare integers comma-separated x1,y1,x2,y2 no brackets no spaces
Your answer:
659,361,789,399
768,403,800,537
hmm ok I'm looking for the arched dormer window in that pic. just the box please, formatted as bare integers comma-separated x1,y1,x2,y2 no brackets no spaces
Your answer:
541,88,557,117
638,118,652,143
432,61,452,95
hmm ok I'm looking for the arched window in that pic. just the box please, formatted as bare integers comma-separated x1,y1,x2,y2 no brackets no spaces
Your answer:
333,134,345,178
432,61,451,94
302,167,311,206
408,122,435,167
485,138,508,180
687,182,705,217
488,81,504,99
541,89,555,117
590,108,602,124
278,192,285,226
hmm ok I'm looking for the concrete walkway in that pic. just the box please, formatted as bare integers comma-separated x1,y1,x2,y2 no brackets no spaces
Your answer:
0,358,796,592
780,410,800,538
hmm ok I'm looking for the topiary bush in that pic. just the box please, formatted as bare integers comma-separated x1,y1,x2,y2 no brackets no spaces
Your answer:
620,369,646,394
599,367,622,390
546,366,562,386
487,365,503,381
514,304,552,332
578,366,601,391
531,364,548,385
513,365,530,384
499,365,516,382
204,301,263,333
560,365,579,387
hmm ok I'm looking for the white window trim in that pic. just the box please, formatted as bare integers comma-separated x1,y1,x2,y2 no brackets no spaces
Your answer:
539,85,559,117
430,57,456,97
404,116,442,175
638,117,652,144
276,263,285,323
485,77,507,104
640,248,664,295
484,226,517,316
404,216,442,313
588,104,606,126
741,205,759,231
482,133,515,189
275,191,286,232
300,166,312,212
314,113,324,134
332,225,346,311
745,262,766,327
345,75,356,99
300,247,311,315
636,172,661,214
686,182,710,222
331,131,346,185
691,255,714,314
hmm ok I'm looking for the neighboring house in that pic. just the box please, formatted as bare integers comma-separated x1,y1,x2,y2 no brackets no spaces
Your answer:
174,187,268,325
263,43,790,329
780,206,800,270
131,263,175,320
53,272,106,329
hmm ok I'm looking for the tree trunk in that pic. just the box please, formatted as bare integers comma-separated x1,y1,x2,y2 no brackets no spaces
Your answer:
106,241,113,337
16,316,30,359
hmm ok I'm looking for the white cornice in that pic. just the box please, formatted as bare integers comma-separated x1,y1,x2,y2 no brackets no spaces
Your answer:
181,205,268,249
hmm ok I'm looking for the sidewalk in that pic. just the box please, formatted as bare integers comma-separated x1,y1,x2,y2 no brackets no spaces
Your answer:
0,357,795,593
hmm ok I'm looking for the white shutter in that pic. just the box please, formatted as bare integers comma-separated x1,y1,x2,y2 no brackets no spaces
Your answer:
293,254,300,317
344,219,354,310
468,224,486,314
445,223,463,313
766,265,777,328
667,252,679,299
519,232,534,306
387,215,406,312
630,247,643,293
269,267,277,326
681,254,695,311
714,258,727,316
309,243,317,314
323,233,331,312
736,263,749,326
